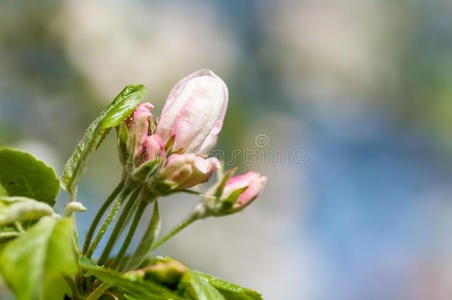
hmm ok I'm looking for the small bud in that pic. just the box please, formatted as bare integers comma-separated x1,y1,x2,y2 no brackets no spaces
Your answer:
159,154,220,190
143,134,165,162
206,171,266,215
223,172,267,207
155,69,228,154
64,201,87,217
125,257,186,286
126,103,154,159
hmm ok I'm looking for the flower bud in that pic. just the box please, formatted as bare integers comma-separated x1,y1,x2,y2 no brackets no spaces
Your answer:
160,154,220,190
206,171,266,215
155,69,228,154
143,134,165,162
126,103,154,157
224,172,266,207
130,134,165,181
64,201,87,217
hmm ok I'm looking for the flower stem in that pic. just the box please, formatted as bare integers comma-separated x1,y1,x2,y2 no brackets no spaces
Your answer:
122,200,160,271
86,184,134,258
111,199,150,269
150,207,203,252
83,179,125,254
97,186,142,266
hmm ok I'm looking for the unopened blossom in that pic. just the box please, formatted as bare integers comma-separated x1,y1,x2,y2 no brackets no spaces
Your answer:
160,153,220,190
126,102,154,157
222,171,267,208
143,134,165,162
155,69,228,154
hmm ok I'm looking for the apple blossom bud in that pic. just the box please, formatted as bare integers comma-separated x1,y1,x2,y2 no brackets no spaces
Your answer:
155,69,228,154
126,103,153,157
131,134,165,180
160,153,220,190
223,172,267,207
144,134,165,162
203,171,266,216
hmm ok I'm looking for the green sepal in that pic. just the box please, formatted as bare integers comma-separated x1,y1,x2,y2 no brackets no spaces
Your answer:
149,119,157,134
126,135,137,171
0,196,55,225
213,167,237,198
0,148,60,207
219,187,247,212
205,186,247,217
61,84,146,199
164,135,176,155
117,123,130,165
147,179,177,196
131,158,163,183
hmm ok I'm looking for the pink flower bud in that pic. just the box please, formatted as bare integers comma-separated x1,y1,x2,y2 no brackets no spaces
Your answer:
127,103,154,156
160,153,220,190
222,172,267,207
143,134,165,162
156,69,228,154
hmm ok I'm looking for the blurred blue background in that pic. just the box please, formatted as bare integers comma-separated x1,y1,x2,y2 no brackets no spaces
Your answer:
2,0,452,299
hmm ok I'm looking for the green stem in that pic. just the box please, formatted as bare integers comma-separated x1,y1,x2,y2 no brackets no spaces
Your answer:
63,275,80,300
86,184,133,258
73,215,80,252
86,283,110,300
97,186,142,266
83,179,125,254
111,199,149,269
150,211,200,252
14,222,24,233
70,189,80,251
122,200,160,271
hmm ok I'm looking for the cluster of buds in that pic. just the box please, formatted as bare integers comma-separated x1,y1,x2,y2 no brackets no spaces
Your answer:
118,69,265,209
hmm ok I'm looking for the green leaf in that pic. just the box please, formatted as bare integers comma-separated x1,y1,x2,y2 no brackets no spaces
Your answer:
0,182,8,196
125,201,161,271
0,196,54,225
0,148,60,207
0,217,78,300
136,257,224,300
195,273,263,300
141,258,260,300
180,269,225,300
79,256,183,300
61,85,146,198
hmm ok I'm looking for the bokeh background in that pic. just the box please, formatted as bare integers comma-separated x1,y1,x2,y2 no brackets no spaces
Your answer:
2,0,452,299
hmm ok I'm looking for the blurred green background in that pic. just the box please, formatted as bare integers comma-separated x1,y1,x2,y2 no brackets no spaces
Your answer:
2,0,452,299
